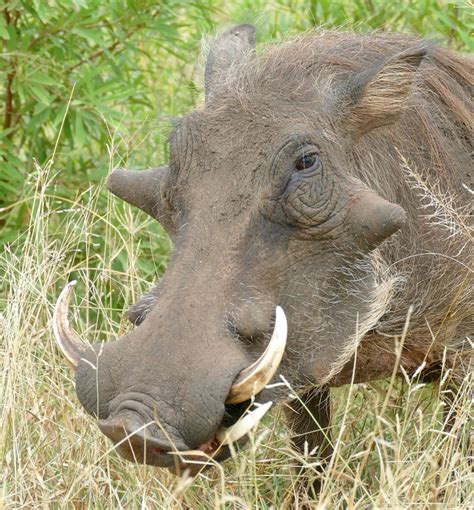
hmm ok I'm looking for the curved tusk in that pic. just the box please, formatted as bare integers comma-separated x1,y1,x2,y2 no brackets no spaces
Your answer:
226,306,287,404
53,280,86,369
216,401,273,445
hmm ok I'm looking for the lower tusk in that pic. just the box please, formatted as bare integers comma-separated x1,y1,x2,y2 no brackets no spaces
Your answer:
167,450,210,458
226,306,287,404
215,401,273,445
53,280,86,369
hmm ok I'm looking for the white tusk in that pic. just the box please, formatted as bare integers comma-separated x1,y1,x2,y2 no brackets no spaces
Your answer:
167,450,209,458
226,306,287,404
53,280,86,369
215,401,273,445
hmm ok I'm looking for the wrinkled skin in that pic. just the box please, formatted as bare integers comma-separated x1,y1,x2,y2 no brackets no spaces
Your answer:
67,26,472,482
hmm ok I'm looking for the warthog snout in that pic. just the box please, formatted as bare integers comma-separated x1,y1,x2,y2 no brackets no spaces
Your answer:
53,281,287,471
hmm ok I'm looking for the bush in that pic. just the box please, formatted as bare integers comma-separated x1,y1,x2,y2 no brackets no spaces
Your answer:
0,0,218,239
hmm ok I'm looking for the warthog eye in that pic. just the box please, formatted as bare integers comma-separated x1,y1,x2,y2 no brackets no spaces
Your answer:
295,153,320,171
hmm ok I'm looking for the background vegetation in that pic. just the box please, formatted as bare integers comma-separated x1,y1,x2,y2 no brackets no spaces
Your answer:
1,0,472,507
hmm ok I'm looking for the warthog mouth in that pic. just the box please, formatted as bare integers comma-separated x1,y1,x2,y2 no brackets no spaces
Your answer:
97,401,273,476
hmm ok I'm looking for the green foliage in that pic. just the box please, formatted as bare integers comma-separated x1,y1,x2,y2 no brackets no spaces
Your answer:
0,0,217,233
225,0,473,48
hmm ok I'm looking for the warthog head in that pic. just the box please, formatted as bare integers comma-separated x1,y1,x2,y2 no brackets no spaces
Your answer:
54,25,427,473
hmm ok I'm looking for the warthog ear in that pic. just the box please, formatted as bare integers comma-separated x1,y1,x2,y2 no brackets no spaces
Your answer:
341,47,427,138
205,24,256,103
107,167,175,233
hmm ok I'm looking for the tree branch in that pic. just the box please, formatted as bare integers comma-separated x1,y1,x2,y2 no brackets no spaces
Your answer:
3,0,17,140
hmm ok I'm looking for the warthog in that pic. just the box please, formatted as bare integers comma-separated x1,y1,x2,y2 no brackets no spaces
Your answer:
54,25,472,488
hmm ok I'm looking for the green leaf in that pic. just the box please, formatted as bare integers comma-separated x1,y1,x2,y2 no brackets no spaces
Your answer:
74,112,86,147
0,14,9,39
72,28,104,46
27,84,52,106
5,24,17,47
0,179,22,196
32,0,51,24
1,161,24,184
52,104,68,129
33,101,50,115
28,71,58,87
72,0,89,8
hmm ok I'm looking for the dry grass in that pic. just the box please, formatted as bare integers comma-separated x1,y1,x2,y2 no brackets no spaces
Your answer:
1,139,472,509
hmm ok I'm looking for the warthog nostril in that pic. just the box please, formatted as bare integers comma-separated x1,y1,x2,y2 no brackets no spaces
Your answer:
98,416,175,453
